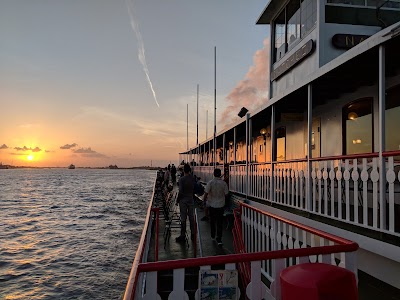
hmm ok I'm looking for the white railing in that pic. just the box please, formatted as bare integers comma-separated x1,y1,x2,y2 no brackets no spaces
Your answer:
230,164,247,195
228,152,400,236
309,154,400,235
241,203,358,298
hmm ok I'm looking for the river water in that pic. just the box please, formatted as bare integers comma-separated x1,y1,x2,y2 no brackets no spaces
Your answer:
0,168,156,300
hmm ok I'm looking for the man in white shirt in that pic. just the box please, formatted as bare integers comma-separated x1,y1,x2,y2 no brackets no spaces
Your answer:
203,168,229,246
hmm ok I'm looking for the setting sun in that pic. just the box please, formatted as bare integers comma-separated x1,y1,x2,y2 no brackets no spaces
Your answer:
27,155,33,161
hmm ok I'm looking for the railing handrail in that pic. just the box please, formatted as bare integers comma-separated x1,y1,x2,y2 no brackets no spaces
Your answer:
227,151,400,166
240,203,356,245
137,243,358,273
272,158,308,164
123,181,157,300
309,152,379,162
382,150,400,157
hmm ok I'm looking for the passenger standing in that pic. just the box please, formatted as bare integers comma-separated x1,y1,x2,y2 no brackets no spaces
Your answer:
176,164,195,243
203,168,229,246
164,167,170,188
171,164,177,185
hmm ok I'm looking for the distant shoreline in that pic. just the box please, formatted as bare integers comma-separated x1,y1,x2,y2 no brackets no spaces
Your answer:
0,166,160,170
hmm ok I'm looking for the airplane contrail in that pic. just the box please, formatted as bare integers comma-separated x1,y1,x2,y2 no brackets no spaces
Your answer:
125,0,160,108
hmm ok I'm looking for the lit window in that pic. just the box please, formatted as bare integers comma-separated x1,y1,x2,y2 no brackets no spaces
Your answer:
275,127,286,161
343,98,373,154
386,85,400,151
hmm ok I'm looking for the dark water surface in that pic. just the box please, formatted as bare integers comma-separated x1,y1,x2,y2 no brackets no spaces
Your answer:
0,168,155,300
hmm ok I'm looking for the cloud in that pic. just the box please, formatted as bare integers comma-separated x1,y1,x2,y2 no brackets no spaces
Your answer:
125,0,160,108
220,38,270,127
73,147,96,154
14,146,42,152
73,147,107,158
60,143,78,150
0,144,8,149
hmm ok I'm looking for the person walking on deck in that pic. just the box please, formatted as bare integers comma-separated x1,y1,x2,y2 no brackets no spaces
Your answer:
203,168,229,246
176,163,195,243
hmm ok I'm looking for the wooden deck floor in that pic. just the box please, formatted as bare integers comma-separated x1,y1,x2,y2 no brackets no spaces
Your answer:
149,203,235,262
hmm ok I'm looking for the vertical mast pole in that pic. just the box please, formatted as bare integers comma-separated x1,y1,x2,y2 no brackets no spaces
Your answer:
196,84,199,166
206,110,208,139
214,46,217,168
187,103,189,151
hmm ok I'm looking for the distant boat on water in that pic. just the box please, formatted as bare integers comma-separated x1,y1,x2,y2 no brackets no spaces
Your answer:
0,162,8,169
68,164,75,169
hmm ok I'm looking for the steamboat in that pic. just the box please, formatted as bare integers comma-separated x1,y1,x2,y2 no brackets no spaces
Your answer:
124,1,400,299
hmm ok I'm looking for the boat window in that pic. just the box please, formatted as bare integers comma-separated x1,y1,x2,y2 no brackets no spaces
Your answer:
343,98,373,154
275,127,286,161
327,0,400,8
327,0,365,5
301,0,317,38
386,84,400,153
287,0,301,50
274,9,286,62
273,0,317,63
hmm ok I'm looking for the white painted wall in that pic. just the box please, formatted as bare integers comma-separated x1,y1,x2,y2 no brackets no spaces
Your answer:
272,29,319,98
319,23,380,67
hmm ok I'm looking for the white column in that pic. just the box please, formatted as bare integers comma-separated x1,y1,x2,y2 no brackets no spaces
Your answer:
307,83,313,212
378,45,386,229
270,106,275,202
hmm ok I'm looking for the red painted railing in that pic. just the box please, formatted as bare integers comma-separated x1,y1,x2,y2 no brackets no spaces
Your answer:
125,198,358,299
123,183,157,300
137,239,357,273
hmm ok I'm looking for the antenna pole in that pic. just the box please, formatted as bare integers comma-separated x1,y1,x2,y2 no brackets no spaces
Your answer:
213,46,217,168
206,110,208,139
197,84,199,146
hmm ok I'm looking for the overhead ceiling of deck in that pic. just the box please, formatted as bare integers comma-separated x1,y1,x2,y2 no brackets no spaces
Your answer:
188,34,400,152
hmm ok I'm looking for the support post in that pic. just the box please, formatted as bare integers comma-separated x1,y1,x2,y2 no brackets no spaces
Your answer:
378,45,386,229
246,113,250,199
270,106,276,203
307,84,313,212
234,127,237,165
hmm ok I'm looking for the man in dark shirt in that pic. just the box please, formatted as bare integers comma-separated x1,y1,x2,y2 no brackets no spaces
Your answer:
176,163,195,243
171,164,177,185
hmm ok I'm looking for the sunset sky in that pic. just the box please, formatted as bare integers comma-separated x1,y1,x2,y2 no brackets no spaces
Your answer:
0,0,270,168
